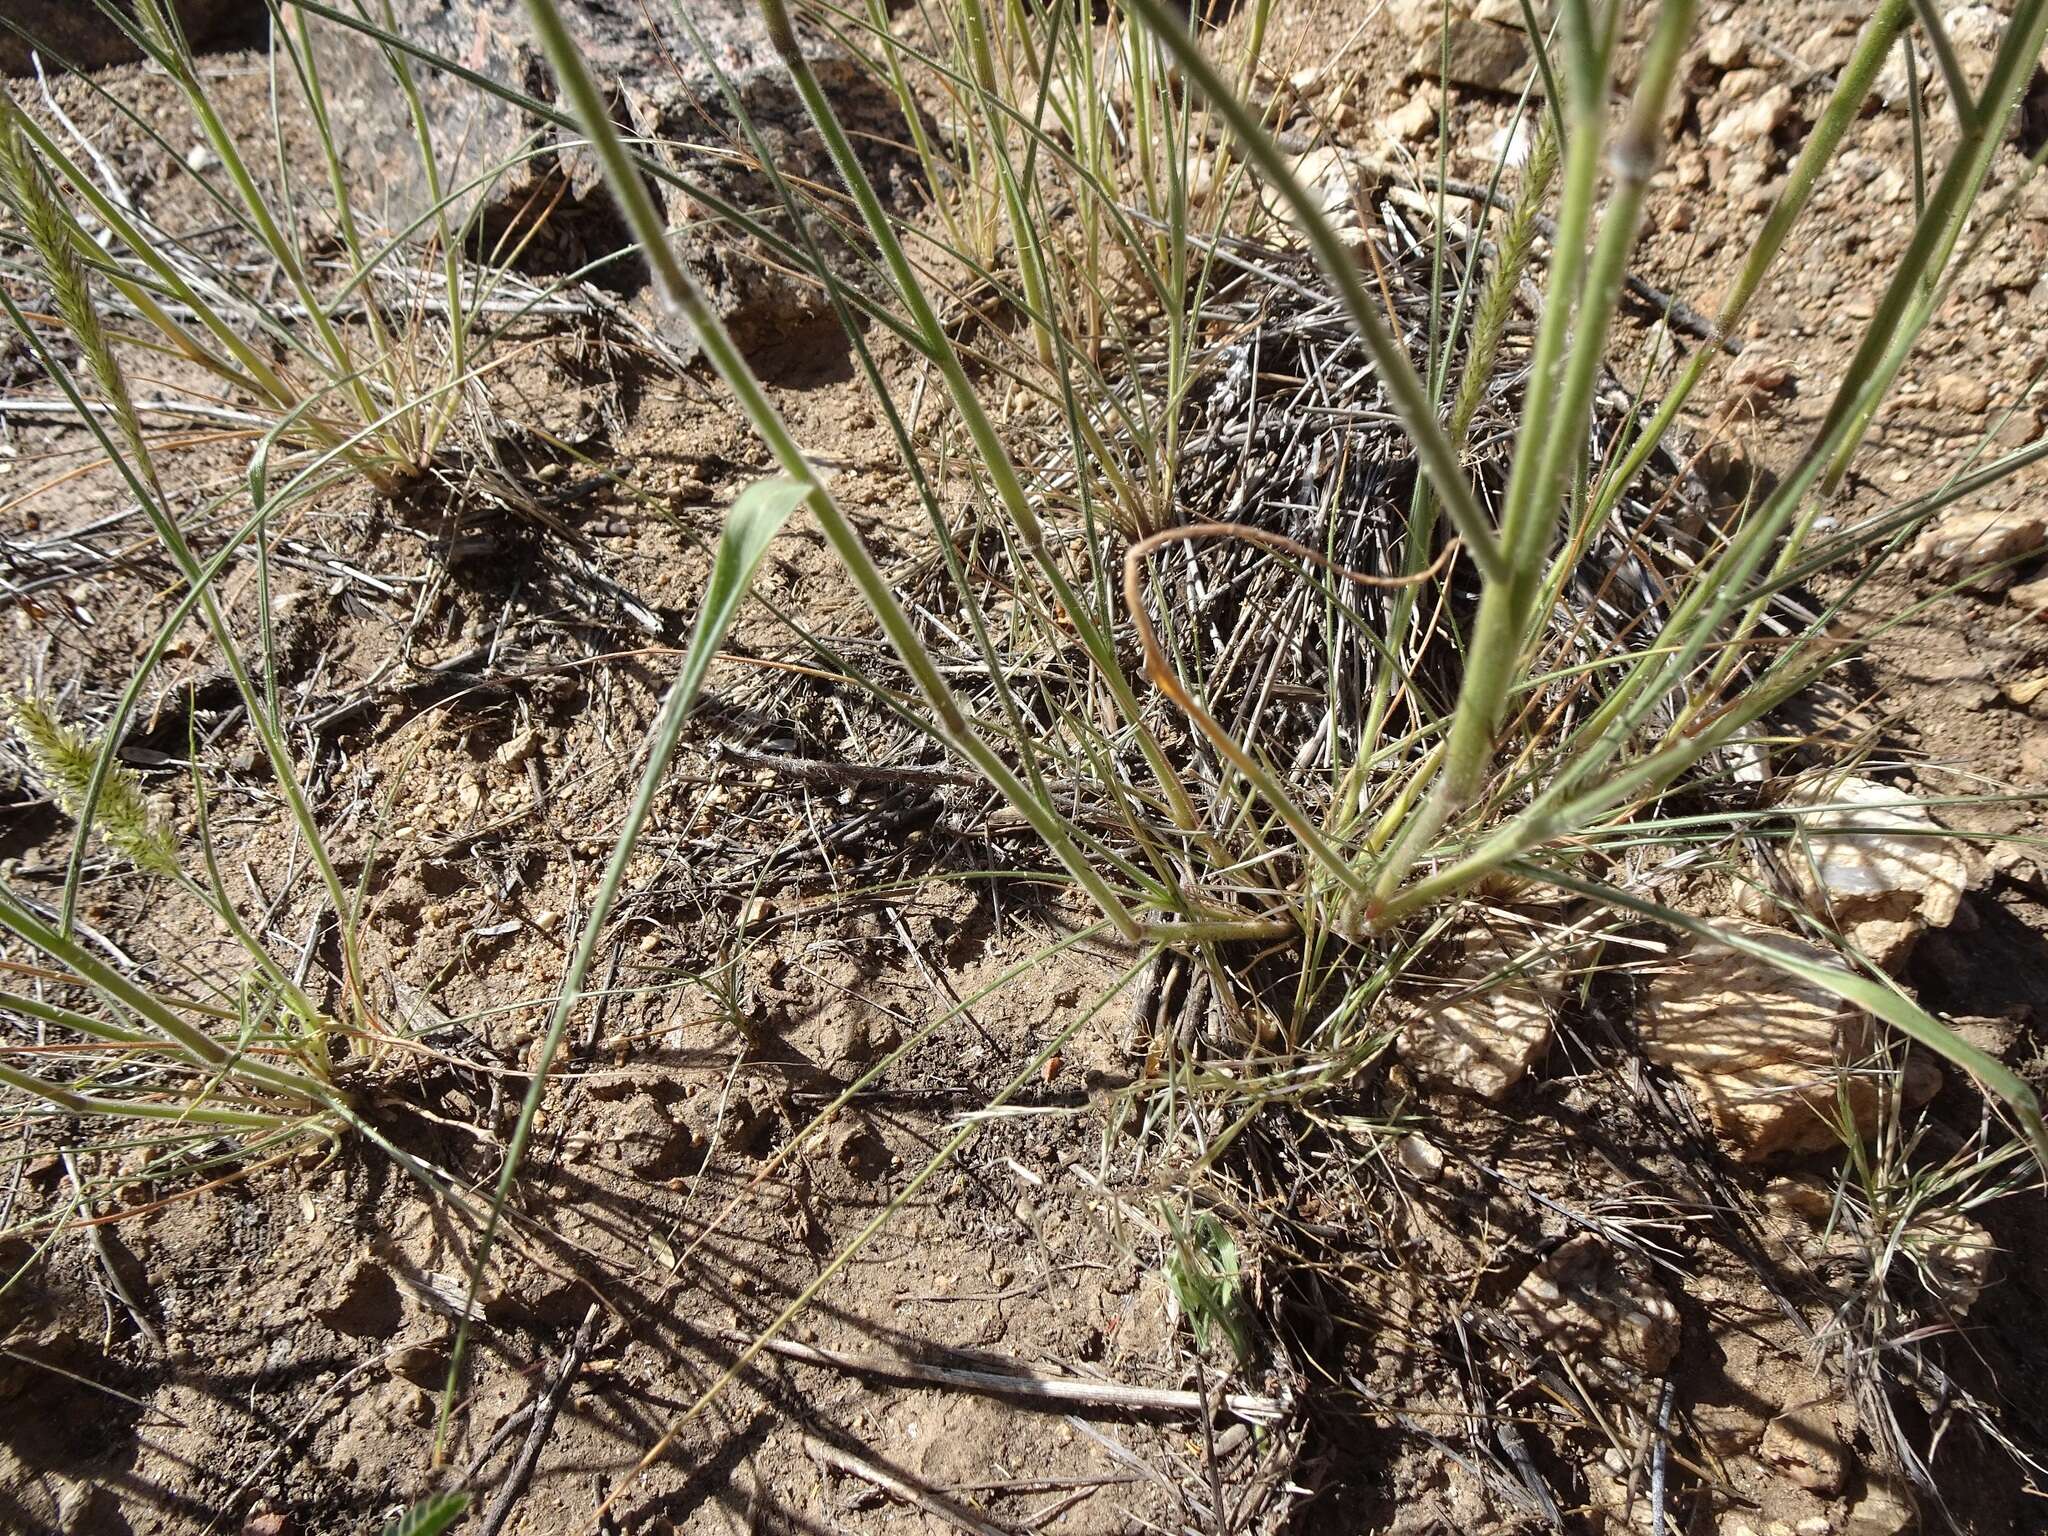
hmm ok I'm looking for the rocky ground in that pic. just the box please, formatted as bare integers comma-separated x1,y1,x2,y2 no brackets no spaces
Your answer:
2,2,2047,1534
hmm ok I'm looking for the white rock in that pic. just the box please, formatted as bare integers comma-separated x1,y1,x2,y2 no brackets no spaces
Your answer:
1780,773,1980,966
1396,1132,1445,1182
1874,164,1913,204
1875,40,1932,106
1701,21,1747,70
1473,0,1544,25
1709,83,1794,147
1905,1207,1996,1315
1277,145,1366,240
493,726,539,767
1287,64,1327,97
2007,575,2048,616
1718,66,1771,101
1842,1482,1916,1536
1942,4,2005,54
1384,0,1531,43
1507,1233,1679,1376
1642,922,1879,1161
1910,503,2047,591
1383,87,1442,142
1399,929,1557,1100
1640,318,1679,375
1796,22,1860,73
1387,0,1469,43
1933,371,1992,414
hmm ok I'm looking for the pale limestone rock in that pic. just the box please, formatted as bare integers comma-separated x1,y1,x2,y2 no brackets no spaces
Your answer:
1286,64,1327,98
1507,1234,1679,1376
1875,40,1935,107
1642,922,1877,1161
1781,774,1980,968
1473,0,1546,26
1709,83,1795,147
1718,67,1772,102
1396,1132,1444,1182
1933,371,1993,415
1387,0,1468,43
2003,670,2048,705
1275,146,1367,244
1701,20,1749,69
1399,930,1557,1100
1905,1207,1997,1316
1910,504,2047,590
1383,88,1443,143
1942,4,2006,54
1287,146,1358,212
1796,22,1860,73
1842,1481,1917,1536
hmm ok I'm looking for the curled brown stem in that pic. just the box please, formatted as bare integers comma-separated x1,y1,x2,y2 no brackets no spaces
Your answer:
1123,520,1461,798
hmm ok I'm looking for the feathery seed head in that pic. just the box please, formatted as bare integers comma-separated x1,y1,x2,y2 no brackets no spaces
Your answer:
10,697,181,879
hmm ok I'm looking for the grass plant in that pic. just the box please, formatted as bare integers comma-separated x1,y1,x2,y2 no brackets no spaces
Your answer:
0,0,765,1236
490,0,2048,1498
0,0,605,500
509,0,2048,1135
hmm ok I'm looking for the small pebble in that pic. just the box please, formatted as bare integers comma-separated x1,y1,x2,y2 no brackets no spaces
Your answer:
1396,1133,1445,1182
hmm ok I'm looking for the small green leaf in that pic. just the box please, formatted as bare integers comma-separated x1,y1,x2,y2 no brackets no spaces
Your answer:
379,1491,468,1536
671,476,810,715
1163,1209,1252,1365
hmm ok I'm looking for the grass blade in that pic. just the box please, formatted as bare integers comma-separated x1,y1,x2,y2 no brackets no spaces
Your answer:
432,476,806,1457
381,1491,469,1536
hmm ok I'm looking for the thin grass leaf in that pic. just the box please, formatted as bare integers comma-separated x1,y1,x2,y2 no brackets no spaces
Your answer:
379,1491,469,1536
432,475,806,1458
676,478,811,702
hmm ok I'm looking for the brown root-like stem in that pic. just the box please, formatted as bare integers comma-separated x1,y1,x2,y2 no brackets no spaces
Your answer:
1122,521,1460,814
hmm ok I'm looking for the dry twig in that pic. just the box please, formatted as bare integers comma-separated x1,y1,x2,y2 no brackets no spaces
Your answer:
476,1304,604,1536
804,1435,1013,1536
735,1331,1289,1424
